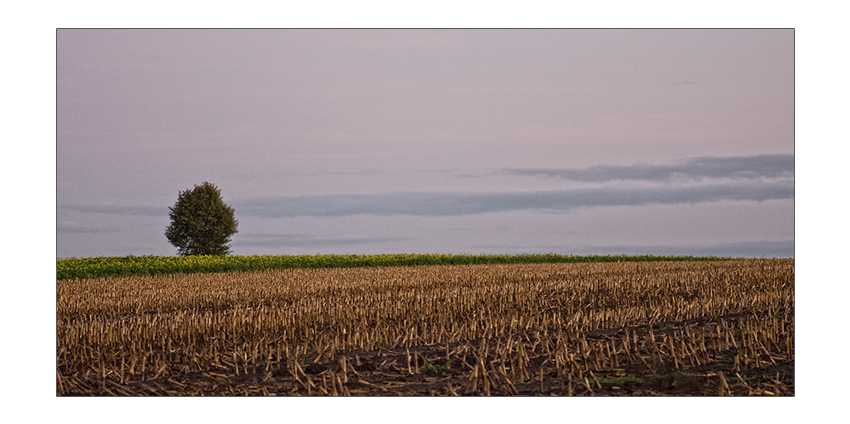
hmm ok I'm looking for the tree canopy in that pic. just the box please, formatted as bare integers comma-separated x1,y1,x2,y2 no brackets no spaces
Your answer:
165,182,238,256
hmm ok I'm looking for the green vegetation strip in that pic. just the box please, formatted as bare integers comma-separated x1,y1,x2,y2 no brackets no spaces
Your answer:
57,253,739,280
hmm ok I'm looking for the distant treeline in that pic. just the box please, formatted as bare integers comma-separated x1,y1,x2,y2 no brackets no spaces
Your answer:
55,253,747,280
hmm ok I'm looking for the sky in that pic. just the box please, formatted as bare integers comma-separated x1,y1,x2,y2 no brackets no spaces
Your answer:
56,29,794,258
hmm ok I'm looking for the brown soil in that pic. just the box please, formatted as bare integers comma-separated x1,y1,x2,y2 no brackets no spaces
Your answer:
62,315,793,396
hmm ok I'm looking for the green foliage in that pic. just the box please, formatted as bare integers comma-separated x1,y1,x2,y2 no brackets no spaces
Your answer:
422,358,455,374
596,375,646,385
56,253,740,280
164,182,238,256
596,373,690,387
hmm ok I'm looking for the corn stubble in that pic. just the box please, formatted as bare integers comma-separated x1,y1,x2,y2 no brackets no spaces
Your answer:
57,260,793,396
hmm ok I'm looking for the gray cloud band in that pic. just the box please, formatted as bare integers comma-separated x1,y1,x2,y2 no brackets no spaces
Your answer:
502,154,793,182
233,180,794,218
58,204,164,216
235,234,409,248
56,221,123,234
469,240,794,258
59,155,793,219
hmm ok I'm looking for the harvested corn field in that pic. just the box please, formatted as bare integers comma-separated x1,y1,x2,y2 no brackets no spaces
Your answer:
56,259,793,396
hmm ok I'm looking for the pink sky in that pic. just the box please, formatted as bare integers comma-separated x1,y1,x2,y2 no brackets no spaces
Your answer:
57,29,793,258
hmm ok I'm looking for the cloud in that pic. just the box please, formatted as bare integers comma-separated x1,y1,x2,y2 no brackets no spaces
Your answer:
57,221,122,234
502,154,793,182
58,203,165,216
468,240,794,258
572,240,795,258
235,233,409,248
57,155,794,221
232,179,793,218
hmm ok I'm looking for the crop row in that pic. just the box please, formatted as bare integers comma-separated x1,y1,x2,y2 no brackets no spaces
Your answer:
57,260,793,395
56,253,740,280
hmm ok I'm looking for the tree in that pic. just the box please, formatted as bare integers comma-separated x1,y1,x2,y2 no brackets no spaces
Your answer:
165,182,238,256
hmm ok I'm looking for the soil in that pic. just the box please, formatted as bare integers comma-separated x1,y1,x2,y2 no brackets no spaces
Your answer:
63,317,793,397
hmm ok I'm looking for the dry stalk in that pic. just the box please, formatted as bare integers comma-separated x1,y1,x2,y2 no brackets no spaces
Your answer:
718,371,730,396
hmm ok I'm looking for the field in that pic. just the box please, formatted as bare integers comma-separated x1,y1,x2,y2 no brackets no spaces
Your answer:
56,259,794,396
56,253,736,280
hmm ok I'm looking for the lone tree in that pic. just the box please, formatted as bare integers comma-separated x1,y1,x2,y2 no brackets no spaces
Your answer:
165,182,238,256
